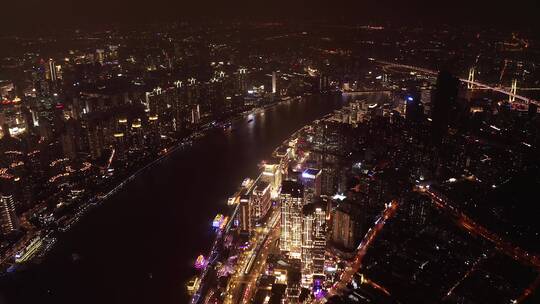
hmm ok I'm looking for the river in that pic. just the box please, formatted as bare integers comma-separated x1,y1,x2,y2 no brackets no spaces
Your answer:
0,94,352,304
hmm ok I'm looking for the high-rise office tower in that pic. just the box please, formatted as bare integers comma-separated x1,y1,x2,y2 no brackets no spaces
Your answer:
113,132,127,161
280,181,304,259
96,49,105,64
146,87,165,117
237,68,248,93
421,87,433,115
238,195,251,236
87,122,104,160
54,64,62,80
130,119,145,150
33,59,50,96
46,59,57,82
117,118,129,137
186,78,199,106
0,192,19,236
319,74,329,92
108,45,119,61
301,201,327,287
250,180,272,227
432,71,459,144
272,71,278,94
312,121,350,156
331,202,361,250
405,91,423,123
147,114,160,149
61,120,78,160
191,104,201,125
261,164,282,198
208,77,225,116
301,168,322,204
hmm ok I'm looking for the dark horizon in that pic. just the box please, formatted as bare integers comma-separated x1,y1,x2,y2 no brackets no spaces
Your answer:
1,0,538,35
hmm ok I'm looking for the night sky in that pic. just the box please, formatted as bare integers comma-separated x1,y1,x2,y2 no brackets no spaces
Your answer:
0,0,538,33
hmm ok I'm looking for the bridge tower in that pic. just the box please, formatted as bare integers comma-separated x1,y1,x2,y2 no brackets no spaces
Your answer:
467,67,475,89
509,79,518,102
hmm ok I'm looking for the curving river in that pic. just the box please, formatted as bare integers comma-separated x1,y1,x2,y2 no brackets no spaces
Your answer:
0,94,353,304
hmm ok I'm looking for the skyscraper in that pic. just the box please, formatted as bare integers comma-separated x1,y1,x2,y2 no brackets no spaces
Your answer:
272,71,278,94
191,104,201,125
32,61,48,96
147,115,160,149
237,68,248,93
250,180,272,227
96,49,105,64
0,192,19,236
238,195,251,236
130,119,145,150
46,59,57,82
405,90,423,123
61,120,78,160
301,168,322,204
280,181,304,259
86,121,104,160
261,164,282,198
113,132,127,162
319,74,329,92
301,201,326,287
432,71,459,143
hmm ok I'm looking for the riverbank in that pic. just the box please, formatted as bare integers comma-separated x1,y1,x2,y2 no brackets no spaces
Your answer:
1,95,307,273
0,94,347,304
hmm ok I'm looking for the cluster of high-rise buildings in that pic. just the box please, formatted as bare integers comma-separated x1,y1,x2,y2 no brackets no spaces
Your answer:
0,28,304,261
196,61,540,303
1,21,539,303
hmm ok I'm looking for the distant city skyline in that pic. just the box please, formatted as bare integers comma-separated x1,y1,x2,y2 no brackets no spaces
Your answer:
0,9,538,304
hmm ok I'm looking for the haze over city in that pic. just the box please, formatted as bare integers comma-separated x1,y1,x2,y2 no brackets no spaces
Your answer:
0,1,539,304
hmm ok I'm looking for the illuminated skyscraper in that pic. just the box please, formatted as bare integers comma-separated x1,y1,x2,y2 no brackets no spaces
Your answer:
208,77,225,115
0,193,19,236
191,104,201,125
405,91,423,123
301,201,326,287
250,180,272,227
130,119,144,150
301,168,322,204
280,181,304,259
237,68,248,93
96,49,105,64
272,71,278,94
186,78,199,106
117,118,129,137
108,45,119,61
238,195,251,236
46,59,57,82
34,59,49,96
113,132,127,161
261,164,282,198
312,121,350,156
147,114,160,149
146,87,165,118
